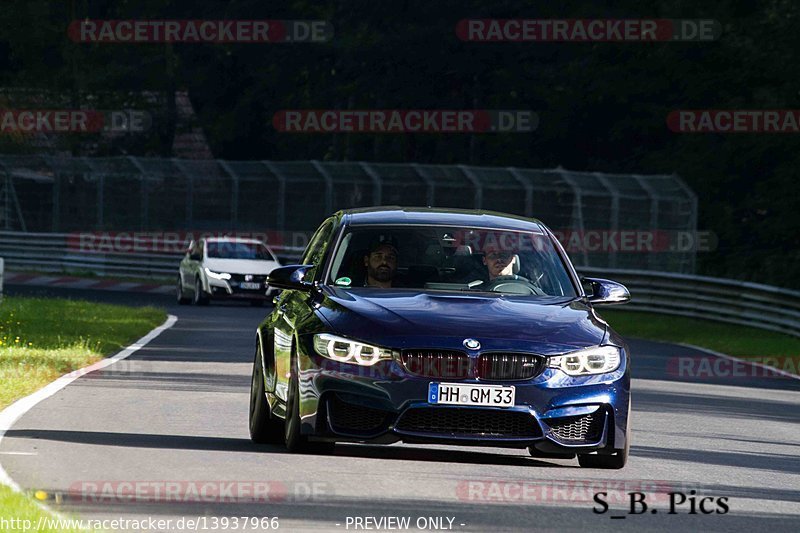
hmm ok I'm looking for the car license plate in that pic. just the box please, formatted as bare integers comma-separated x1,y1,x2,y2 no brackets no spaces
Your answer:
428,382,515,407
240,282,261,290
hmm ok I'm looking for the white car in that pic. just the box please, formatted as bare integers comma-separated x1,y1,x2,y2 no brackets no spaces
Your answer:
177,237,282,306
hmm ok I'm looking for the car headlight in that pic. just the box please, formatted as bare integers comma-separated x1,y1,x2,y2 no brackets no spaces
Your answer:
548,346,621,376
313,333,395,366
204,268,231,280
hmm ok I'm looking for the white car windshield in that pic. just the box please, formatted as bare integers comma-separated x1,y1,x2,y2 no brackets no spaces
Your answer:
327,225,577,297
206,241,275,261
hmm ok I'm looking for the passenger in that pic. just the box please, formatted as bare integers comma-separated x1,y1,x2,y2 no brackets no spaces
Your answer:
482,248,516,280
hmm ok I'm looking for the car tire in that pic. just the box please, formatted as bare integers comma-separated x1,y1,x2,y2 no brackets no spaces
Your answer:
284,351,335,455
249,344,284,444
193,277,210,306
177,276,191,305
577,440,629,469
578,408,631,469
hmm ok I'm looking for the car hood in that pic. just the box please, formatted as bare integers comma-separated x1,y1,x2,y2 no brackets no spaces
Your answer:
316,287,608,355
203,258,280,275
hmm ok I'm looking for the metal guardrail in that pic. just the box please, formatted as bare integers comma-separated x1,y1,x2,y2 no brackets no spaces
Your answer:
2,231,797,338
581,267,800,338
0,231,305,279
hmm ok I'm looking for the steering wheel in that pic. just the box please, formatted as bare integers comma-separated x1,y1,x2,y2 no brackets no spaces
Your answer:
482,275,547,296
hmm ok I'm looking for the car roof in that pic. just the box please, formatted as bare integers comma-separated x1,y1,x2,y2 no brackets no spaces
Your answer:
204,237,266,244
338,206,546,233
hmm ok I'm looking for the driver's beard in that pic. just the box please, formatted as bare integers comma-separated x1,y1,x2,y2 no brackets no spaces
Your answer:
370,266,393,282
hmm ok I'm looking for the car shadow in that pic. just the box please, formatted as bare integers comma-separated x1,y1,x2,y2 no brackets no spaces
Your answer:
332,443,572,468
4,428,572,467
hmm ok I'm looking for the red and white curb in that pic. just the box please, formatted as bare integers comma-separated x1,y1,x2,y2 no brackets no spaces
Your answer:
4,272,172,295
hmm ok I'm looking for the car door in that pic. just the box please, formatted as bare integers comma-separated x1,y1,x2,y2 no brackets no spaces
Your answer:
191,239,206,290
270,219,336,401
179,240,197,291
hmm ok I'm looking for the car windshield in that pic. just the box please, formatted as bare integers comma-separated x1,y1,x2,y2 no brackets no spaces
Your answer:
327,225,577,297
206,241,275,261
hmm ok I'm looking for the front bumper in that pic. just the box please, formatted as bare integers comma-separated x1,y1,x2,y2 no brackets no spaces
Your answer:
206,276,278,300
292,338,631,452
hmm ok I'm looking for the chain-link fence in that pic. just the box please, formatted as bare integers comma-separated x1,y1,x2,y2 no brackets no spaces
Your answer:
0,155,698,272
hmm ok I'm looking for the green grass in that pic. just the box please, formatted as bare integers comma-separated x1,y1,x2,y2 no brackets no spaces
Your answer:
14,268,172,286
0,486,99,533
599,309,800,359
0,296,165,531
0,297,166,410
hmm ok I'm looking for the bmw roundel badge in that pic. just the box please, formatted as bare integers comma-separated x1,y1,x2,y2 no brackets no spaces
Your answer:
463,338,481,350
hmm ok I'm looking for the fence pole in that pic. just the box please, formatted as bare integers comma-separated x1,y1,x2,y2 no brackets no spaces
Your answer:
358,162,383,206
262,162,287,231
410,164,436,206
457,165,484,209
218,160,240,227
310,160,334,214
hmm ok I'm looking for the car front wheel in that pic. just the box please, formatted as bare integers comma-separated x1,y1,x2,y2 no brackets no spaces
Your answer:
249,344,284,444
177,276,191,305
193,277,209,306
578,404,631,469
284,352,334,454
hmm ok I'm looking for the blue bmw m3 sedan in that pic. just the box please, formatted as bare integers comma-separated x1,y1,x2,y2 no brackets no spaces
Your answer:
249,207,632,469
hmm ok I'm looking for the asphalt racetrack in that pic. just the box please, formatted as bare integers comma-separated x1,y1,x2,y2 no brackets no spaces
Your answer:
2,284,798,532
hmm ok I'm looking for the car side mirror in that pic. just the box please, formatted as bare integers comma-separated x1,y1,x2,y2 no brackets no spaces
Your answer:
268,265,314,291
582,277,630,305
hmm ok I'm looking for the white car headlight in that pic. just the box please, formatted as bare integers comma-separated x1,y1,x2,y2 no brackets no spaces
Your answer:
313,333,395,366
548,345,621,376
204,268,231,280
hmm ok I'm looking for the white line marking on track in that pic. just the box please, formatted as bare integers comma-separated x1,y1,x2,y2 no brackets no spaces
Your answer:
0,314,178,513
0,451,38,456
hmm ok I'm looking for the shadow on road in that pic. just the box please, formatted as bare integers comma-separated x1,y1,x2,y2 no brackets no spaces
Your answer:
4,428,570,468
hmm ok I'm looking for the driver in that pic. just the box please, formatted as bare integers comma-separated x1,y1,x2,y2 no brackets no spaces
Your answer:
363,239,398,288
